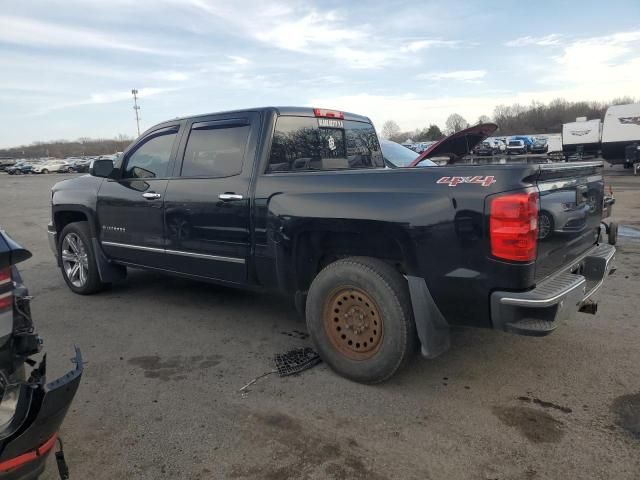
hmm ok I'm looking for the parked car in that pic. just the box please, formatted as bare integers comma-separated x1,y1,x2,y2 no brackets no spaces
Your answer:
0,229,82,479
380,139,436,167
530,138,549,154
31,160,72,174
511,136,535,152
507,139,527,154
66,158,92,173
0,160,16,172
475,141,497,156
6,163,30,175
474,138,506,156
49,107,615,384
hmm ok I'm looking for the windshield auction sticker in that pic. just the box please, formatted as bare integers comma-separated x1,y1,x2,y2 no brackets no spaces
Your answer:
318,118,344,128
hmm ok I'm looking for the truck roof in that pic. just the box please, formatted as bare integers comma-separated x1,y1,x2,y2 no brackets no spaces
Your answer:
154,107,372,130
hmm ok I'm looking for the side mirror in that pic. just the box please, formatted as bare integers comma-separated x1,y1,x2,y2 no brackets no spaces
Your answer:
90,159,115,178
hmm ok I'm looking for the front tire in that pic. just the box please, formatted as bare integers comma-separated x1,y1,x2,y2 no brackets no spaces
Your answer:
306,257,417,384
41,169,49,174
58,222,107,294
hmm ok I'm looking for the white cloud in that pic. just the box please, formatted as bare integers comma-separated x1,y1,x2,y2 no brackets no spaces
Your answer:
0,15,178,55
505,34,564,47
186,2,455,69
419,70,487,82
536,30,640,93
151,71,190,82
254,11,365,52
401,39,459,52
227,55,250,65
332,47,394,69
309,80,639,134
32,87,179,116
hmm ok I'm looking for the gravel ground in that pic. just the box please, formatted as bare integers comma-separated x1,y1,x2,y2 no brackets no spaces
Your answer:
0,167,638,480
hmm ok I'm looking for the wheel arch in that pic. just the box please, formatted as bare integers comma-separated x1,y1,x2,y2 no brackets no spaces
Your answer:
290,222,419,295
52,205,99,237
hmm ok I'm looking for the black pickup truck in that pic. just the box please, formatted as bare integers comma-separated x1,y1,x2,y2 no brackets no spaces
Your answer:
48,107,615,383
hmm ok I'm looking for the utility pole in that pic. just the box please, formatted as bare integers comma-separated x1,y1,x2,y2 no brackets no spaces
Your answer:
131,89,141,137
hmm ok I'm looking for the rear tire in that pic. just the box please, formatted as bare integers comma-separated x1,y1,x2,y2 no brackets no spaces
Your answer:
306,257,417,384
58,222,108,294
608,221,618,246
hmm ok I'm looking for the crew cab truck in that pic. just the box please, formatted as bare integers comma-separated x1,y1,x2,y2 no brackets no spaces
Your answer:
48,107,615,383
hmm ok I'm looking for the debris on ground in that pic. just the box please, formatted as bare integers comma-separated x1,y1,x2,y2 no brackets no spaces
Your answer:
238,347,322,396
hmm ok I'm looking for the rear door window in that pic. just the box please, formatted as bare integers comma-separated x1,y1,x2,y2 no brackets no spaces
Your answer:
267,116,383,173
180,121,250,177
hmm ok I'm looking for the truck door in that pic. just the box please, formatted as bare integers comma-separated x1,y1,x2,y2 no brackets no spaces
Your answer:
97,124,181,267
162,112,260,283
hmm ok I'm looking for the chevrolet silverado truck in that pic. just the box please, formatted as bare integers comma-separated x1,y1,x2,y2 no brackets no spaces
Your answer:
48,107,615,383
0,230,82,479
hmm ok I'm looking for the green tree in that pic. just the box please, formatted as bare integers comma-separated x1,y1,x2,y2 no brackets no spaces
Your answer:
416,124,444,141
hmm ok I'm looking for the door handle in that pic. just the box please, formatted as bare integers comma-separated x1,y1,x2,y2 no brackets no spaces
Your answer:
218,193,243,201
142,192,162,200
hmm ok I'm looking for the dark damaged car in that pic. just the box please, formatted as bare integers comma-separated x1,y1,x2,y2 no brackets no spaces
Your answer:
0,230,82,479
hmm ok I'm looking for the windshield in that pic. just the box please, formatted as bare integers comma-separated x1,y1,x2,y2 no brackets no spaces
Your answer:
509,141,522,147
381,139,436,167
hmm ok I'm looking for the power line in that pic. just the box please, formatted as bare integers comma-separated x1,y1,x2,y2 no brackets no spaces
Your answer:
131,89,141,137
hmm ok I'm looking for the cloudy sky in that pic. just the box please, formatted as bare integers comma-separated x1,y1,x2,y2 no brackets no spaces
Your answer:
1,0,639,147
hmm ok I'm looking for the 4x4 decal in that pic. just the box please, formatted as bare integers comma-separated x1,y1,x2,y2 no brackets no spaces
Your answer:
436,175,496,187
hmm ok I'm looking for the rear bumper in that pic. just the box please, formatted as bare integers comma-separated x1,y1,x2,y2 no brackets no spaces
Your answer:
491,243,615,336
0,348,83,480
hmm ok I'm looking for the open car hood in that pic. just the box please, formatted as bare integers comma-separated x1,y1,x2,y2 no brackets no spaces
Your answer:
409,123,498,166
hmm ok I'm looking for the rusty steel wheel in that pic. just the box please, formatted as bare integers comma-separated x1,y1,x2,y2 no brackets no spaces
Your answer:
307,257,417,383
323,286,384,361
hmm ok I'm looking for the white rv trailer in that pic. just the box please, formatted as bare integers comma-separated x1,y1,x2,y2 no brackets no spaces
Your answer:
561,118,601,157
601,102,640,165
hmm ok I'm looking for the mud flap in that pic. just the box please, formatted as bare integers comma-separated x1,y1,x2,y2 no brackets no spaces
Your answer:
91,238,126,283
405,276,450,359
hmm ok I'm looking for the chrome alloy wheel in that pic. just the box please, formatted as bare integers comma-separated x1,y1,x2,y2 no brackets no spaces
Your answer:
538,213,551,240
61,233,89,287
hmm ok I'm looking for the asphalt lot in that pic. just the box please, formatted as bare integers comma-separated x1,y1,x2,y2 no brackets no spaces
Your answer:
0,168,638,480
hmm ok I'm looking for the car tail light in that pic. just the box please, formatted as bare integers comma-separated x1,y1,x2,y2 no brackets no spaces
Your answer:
0,267,12,312
313,108,344,119
490,191,539,262
0,432,58,473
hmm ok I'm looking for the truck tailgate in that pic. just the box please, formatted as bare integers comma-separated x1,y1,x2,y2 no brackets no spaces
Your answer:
535,161,604,281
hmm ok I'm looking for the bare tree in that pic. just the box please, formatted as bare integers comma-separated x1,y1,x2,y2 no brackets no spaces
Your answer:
445,113,469,134
380,120,401,139
476,115,491,125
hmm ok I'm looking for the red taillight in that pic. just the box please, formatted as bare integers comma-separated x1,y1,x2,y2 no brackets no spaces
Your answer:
313,108,344,119
490,191,539,262
0,267,12,312
0,433,58,472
